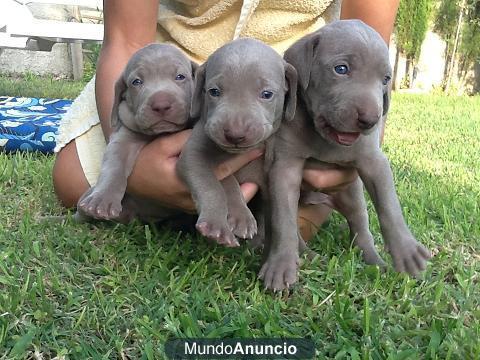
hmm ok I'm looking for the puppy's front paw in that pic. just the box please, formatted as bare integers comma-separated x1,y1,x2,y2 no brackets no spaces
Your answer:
258,252,299,291
196,216,239,247
387,237,431,277
227,205,257,239
354,232,387,268
362,248,387,268
78,189,123,220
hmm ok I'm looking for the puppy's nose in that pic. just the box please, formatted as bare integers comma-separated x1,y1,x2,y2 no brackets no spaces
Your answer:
357,106,381,130
357,117,378,130
224,128,246,145
152,100,172,114
150,92,174,115
357,109,381,130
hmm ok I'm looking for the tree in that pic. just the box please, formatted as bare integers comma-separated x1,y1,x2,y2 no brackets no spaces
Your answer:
445,0,467,90
394,0,434,89
434,0,461,82
434,0,480,92
458,0,480,80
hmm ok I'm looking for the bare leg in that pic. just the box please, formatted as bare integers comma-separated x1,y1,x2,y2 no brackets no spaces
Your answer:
52,140,89,208
297,204,332,241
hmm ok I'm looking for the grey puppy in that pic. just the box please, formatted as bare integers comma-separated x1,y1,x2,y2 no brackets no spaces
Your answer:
177,38,297,247
77,43,197,222
259,20,431,290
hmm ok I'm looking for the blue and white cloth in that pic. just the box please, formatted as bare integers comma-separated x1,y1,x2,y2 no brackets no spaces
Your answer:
0,96,72,153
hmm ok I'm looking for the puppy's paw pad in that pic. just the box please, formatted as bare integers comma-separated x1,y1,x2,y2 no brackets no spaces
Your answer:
78,192,122,220
258,253,299,291
196,220,239,247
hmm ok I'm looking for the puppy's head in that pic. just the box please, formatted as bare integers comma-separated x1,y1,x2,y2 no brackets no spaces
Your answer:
190,38,297,153
285,20,392,146
111,44,197,135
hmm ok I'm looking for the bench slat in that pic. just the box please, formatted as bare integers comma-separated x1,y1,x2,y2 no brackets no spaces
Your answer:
0,33,29,49
8,19,103,42
24,0,103,10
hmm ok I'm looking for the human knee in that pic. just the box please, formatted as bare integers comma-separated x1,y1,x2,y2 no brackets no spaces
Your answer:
52,142,89,208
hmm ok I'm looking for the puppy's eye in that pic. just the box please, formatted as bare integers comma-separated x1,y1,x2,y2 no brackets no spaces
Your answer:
175,74,186,81
132,78,143,86
334,65,349,75
383,75,391,85
261,90,274,99
208,88,221,97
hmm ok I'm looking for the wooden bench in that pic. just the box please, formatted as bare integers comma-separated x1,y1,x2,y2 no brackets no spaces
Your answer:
0,0,103,79
1,0,103,51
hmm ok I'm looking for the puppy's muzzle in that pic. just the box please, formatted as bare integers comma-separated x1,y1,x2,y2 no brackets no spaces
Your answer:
224,126,248,145
222,120,264,148
149,91,175,117
207,111,269,151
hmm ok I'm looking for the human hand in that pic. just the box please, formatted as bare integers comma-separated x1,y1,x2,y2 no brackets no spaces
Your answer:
127,129,262,212
302,162,358,193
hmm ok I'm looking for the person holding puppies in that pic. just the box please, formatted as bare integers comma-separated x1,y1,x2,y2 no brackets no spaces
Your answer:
53,0,399,240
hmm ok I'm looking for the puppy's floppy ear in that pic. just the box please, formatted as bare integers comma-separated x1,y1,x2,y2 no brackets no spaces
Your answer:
111,74,127,128
190,61,199,78
190,63,206,119
283,61,298,122
382,84,391,116
284,32,319,91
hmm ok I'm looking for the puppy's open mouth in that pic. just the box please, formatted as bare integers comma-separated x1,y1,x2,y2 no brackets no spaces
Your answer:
317,116,360,146
328,129,360,146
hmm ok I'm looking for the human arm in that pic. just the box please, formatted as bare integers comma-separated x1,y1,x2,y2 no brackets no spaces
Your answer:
340,0,399,44
96,0,159,141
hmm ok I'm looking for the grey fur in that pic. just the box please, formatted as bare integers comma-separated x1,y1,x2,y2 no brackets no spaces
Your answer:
177,38,297,247
260,20,431,290
77,43,197,222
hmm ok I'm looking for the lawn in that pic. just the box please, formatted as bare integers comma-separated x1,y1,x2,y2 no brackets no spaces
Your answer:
0,73,86,99
0,78,479,358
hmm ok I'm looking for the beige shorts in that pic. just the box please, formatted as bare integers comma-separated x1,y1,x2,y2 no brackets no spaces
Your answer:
74,124,105,186
54,76,105,186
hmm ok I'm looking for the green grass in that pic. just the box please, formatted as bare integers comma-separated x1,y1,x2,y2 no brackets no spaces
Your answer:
0,93,479,358
0,73,85,99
